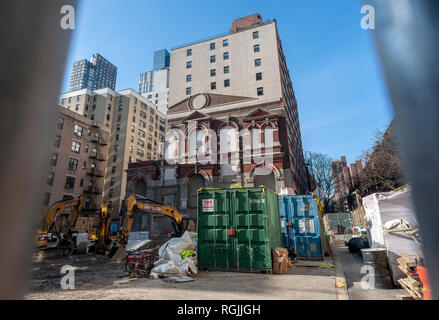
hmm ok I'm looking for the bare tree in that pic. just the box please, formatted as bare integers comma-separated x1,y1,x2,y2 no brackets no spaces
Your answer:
304,152,334,212
357,126,406,196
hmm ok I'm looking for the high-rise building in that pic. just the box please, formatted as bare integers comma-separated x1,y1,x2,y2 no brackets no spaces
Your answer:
125,14,309,219
69,53,117,92
59,88,167,216
153,49,170,71
138,49,170,115
331,156,363,210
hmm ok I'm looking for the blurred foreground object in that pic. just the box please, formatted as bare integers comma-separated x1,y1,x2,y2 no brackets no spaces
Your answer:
366,0,439,299
0,0,76,299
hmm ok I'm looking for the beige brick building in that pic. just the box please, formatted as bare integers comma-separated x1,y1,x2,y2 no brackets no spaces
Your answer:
44,107,110,230
58,88,167,217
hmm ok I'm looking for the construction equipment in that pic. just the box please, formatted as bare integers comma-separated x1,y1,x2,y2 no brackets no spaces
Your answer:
95,201,110,254
109,194,183,260
34,195,84,258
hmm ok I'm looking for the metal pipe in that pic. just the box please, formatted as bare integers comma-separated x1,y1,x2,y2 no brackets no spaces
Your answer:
365,0,439,299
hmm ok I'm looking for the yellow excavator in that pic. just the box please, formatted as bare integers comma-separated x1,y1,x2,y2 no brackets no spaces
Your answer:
108,194,184,259
34,195,84,258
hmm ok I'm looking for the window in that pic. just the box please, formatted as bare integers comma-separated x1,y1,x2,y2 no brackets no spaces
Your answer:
211,82,216,90
223,39,228,47
75,104,79,111
116,124,121,131
139,120,146,128
186,87,191,95
47,173,54,186
257,87,264,96
117,114,122,121
147,143,152,150
139,129,145,137
255,58,261,67
80,178,84,187
138,139,145,147
57,118,64,130
68,97,72,103
210,42,215,50
43,193,51,206
147,95,152,99
114,144,119,152
61,98,65,105
71,141,81,153
186,61,192,68
82,161,87,169
85,145,89,153
254,44,260,53
54,136,61,148
210,55,216,63
149,125,153,132
85,105,89,111
155,100,158,104
137,149,144,157
113,155,117,163
187,48,192,56
73,124,83,136
224,66,230,74
130,135,134,142
110,177,115,186
65,176,75,189
118,105,123,111
68,158,78,171
91,114,94,120
112,166,116,174
186,74,192,82
253,31,259,39
109,189,113,197
210,69,216,77
51,153,58,166
223,52,229,60
256,72,262,81
224,79,230,87
92,104,96,111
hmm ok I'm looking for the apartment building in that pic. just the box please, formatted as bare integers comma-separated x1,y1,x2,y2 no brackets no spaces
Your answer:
138,49,170,114
69,53,117,91
44,107,110,229
59,88,167,217
167,14,308,195
331,156,363,211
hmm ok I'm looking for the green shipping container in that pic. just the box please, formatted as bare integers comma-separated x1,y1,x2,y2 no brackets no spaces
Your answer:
198,187,282,273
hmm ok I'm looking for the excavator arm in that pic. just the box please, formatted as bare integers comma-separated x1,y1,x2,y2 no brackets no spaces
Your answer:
118,194,183,245
35,195,84,248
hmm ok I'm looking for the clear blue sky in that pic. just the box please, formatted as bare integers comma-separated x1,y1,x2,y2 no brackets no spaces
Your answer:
62,0,394,164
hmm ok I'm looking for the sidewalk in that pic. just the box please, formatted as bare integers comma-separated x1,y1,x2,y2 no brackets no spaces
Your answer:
332,235,406,300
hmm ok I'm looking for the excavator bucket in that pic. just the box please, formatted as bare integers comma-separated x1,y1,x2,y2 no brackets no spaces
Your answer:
109,245,127,263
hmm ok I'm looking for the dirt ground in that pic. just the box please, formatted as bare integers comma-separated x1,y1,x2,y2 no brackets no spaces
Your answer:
25,254,337,300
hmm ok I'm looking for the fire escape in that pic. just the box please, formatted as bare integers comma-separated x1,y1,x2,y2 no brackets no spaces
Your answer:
83,124,107,213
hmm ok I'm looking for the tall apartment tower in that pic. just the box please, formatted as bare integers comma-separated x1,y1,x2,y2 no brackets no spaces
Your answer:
59,88,167,217
138,49,170,115
331,156,363,210
69,53,117,92
165,14,309,197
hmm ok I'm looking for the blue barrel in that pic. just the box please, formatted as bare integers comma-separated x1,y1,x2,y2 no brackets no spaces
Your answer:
278,195,323,260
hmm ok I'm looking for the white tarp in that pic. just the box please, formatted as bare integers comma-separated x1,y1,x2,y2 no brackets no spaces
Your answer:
363,190,422,285
150,231,197,279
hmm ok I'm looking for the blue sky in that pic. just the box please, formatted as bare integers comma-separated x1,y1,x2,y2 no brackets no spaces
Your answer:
62,0,394,164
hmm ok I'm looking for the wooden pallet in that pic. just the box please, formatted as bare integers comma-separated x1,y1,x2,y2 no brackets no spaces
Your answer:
398,278,422,300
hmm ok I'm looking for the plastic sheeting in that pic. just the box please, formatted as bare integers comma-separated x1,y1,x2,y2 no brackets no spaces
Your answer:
363,190,422,285
150,231,198,279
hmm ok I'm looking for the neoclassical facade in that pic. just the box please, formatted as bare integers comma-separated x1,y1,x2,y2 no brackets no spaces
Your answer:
126,92,307,219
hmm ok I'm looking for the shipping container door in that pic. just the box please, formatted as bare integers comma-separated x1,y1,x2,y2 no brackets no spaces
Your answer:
292,197,323,259
232,189,272,272
198,190,234,270
279,196,294,249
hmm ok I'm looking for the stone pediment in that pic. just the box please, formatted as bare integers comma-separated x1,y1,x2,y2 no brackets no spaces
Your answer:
242,107,277,121
182,110,211,122
168,93,255,115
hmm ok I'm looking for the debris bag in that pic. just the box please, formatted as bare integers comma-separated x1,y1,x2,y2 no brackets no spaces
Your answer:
151,231,198,278
164,275,195,283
